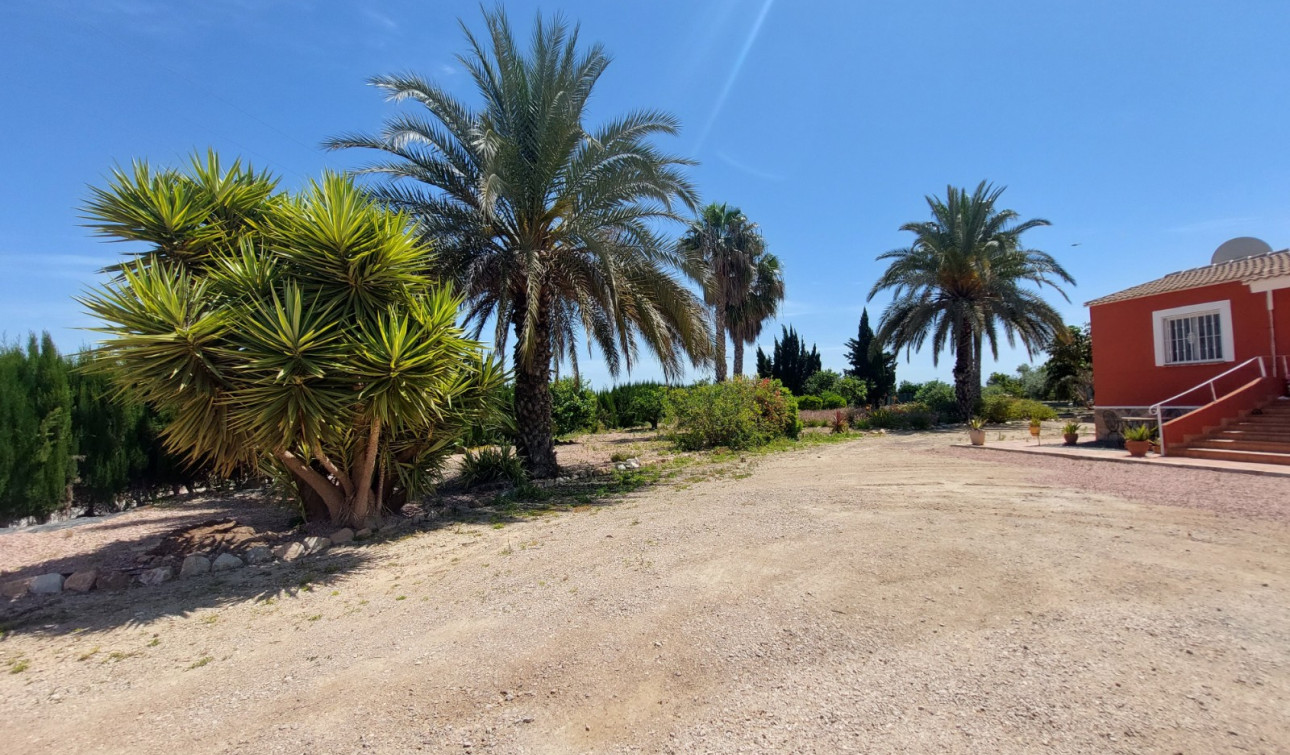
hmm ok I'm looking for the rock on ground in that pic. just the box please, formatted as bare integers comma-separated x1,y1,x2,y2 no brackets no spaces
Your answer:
301,536,330,555
136,566,173,586
0,578,31,599
64,570,98,593
244,545,273,564
329,528,354,545
272,542,306,562
95,571,131,591
29,573,64,595
211,553,244,571
179,555,211,578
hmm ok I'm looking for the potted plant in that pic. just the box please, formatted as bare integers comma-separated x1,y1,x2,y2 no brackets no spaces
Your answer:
1028,416,1042,440
1123,424,1153,458
1062,421,1081,446
968,417,986,446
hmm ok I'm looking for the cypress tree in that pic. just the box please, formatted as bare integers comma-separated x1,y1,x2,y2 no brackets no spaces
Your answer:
759,325,821,395
843,309,897,405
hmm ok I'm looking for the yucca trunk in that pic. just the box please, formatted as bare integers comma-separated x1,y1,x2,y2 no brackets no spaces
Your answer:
513,301,558,478
277,432,385,528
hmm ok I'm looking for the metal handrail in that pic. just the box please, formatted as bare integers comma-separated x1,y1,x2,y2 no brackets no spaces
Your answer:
1150,356,1266,455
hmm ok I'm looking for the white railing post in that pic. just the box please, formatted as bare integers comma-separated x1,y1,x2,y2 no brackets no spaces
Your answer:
1156,403,1165,455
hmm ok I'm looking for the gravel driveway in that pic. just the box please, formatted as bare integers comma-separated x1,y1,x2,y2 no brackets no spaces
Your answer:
1,431,1288,754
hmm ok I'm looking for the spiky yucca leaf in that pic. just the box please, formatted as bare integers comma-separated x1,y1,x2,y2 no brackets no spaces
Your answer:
80,153,503,525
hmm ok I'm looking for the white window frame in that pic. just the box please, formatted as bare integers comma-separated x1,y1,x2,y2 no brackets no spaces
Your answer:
1151,299,1234,367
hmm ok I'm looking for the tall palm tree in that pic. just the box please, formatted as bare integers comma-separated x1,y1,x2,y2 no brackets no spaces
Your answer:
727,250,784,377
326,9,711,477
679,203,768,381
868,182,1074,420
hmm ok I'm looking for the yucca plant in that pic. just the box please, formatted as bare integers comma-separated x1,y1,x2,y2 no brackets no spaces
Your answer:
459,445,526,489
79,152,505,526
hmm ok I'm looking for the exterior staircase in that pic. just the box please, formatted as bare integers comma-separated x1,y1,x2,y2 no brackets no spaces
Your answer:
1176,396,1290,466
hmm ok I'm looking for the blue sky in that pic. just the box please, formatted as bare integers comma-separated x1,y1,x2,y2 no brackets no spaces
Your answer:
2,0,1288,388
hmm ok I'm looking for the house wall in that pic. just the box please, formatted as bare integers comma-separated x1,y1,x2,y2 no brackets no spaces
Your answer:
1090,281,1290,410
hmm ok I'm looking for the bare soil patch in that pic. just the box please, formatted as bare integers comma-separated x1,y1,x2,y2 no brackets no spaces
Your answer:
2,429,1288,754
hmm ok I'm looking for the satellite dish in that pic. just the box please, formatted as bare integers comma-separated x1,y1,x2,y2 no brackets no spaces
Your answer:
1211,236,1273,264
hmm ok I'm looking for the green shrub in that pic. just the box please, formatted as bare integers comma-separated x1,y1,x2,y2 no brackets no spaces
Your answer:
551,378,597,436
595,382,667,430
459,445,526,489
913,380,958,421
895,380,920,403
1010,399,1057,422
596,390,618,429
979,393,1058,423
980,391,1014,424
819,391,846,409
803,369,840,398
665,377,798,451
797,394,823,410
834,376,868,407
867,402,936,430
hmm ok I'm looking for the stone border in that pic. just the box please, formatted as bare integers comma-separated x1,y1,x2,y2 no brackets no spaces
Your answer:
0,524,379,602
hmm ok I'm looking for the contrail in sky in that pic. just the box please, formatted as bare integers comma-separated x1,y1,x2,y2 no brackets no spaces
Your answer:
695,0,776,153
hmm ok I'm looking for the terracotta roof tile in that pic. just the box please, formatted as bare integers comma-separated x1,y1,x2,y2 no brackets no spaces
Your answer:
1085,249,1290,306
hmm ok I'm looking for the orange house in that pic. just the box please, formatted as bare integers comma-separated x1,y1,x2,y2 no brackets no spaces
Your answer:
1086,239,1290,461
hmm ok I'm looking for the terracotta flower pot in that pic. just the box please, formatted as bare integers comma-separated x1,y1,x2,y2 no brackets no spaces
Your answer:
1125,440,1151,458
1029,425,1041,438
968,428,986,446
1063,433,1079,446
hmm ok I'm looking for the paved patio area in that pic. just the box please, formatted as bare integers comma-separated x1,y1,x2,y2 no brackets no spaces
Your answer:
957,437,1290,477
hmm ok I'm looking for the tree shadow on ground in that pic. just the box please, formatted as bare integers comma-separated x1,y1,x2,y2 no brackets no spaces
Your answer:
0,431,866,639
0,494,298,584
0,468,674,639
0,545,377,639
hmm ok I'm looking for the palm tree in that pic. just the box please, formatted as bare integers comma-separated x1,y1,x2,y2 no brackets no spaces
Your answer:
727,250,784,377
679,203,769,381
868,182,1074,420
326,9,711,477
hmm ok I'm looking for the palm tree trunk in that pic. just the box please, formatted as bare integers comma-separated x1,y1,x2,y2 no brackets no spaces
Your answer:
513,299,558,478
952,320,976,422
732,338,744,378
713,306,728,382
971,333,984,418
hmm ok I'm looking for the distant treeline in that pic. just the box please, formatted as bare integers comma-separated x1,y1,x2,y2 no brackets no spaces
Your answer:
0,333,193,524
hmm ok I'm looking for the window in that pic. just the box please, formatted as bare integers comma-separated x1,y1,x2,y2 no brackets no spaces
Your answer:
1151,300,1234,366
1164,310,1223,363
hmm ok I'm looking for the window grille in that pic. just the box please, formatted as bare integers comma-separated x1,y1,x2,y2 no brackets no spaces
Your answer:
1164,311,1223,364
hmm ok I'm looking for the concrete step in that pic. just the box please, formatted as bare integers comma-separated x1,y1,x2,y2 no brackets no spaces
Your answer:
1189,438,1290,454
1214,431,1290,443
1176,447,1290,466
1228,419,1290,429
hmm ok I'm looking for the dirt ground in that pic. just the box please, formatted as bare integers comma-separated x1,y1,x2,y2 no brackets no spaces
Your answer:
2,428,1289,754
